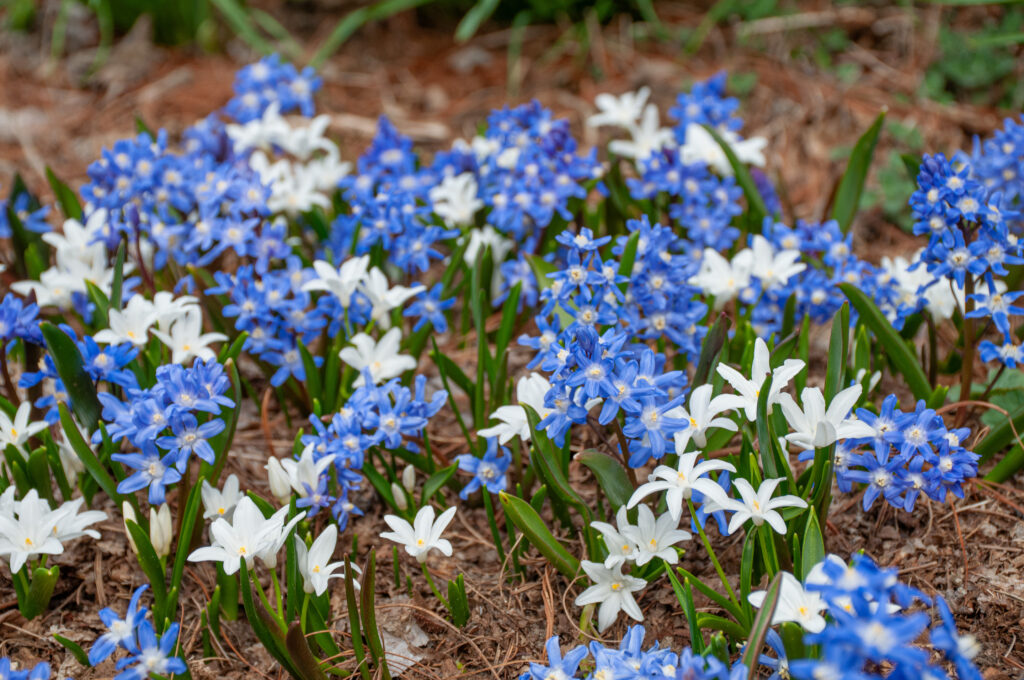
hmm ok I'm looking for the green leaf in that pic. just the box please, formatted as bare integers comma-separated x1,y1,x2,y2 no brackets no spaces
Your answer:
359,550,392,680
168,473,206,612
344,555,372,680
286,622,329,680
823,302,849,401
53,633,90,666
126,519,168,615
799,511,825,581
900,153,922,182
21,566,59,620
455,0,500,42
575,449,633,509
742,572,785,672
298,339,322,404
58,404,121,505
527,254,574,327
665,567,704,654
832,111,885,233
523,406,591,522
240,562,298,675
109,240,126,312
702,125,768,223
498,491,580,579
208,0,274,54
447,574,470,627
45,167,82,221
420,464,457,507
616,230,641,296
839,283,932,400
41,323,102,431
693,312,731,388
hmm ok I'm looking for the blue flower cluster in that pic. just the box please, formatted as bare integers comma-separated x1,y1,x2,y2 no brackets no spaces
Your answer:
224,54,321,123
97,359,235,504
298,372,446,527
0,293,43,347
331,117,456,274
827,396,979,512
908,139,1024,362
87,585,188,680
522,625,747,680
796,554,981,680
208,259,327,386
455,437,511,500
20,325,138,424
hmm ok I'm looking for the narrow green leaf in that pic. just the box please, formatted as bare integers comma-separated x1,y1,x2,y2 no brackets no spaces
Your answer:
58,404,121,504
823,302,850,401
54,633,90,666
742,572,785,672
359,550,391,680
41,322,102,431
109,240,126,312
839,283,931,400
693,312,731,388
499,492,580,579
665,567,704,654
446,574,470,627
616,230,641,295
125,520,168,612
344,555,372,680
455,0,500,42
297,339,322,403
45,167,82,221
286,622,329,680
420,464,457,507
799,511,825,581
832,111,885,232
575,449,633,509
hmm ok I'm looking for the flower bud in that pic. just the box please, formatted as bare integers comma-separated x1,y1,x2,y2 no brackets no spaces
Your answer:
391,482,408,511
266,456,292,505
150,504,172,558
401,464,416,494
122,501,139,555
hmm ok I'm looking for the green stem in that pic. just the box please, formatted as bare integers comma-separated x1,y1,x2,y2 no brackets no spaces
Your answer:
687,499,740,608
420,563,450,610
270,568,283,616
252,569,286,633
300,592,310,634
757,524,780,575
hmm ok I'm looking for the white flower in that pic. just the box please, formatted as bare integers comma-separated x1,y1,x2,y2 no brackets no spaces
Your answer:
0,401,48,454
339,328,417,387
430,173,483,227
608,104,675,161
381,505,457,563
716,337,805,421
463,225,514,267
280,448,336,500
749,235,806,291
574,560,646,632
477,372,551,444
591,506,637,569
707,478,808,535
301,256,370,308
0,490,65,573
201,474,243,521
187,497,301,575
619,504,691,566
688,248,752,306
51,498,106,542
150,292,200,330
94,295,157,347
588,88,651,129
358,268,425,328
265,457,293,505
151,308,227,364
627,452,736,523
666,384,745,453
778,384,875,450
149,504,172,558
748,571,827,633
679,123,767,175
295,524,355,596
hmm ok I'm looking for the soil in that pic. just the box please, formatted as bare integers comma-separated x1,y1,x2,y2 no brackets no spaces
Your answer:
1,3,1023,679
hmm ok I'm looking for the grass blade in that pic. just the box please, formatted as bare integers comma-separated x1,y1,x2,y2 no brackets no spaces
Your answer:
831,111,885,233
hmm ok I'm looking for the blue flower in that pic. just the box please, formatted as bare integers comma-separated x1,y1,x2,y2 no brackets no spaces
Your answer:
88,585,149,665
455,438,511,499
111,450,182,505
113,620,187,680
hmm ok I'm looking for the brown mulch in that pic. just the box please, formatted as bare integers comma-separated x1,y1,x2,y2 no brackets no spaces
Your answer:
2,3,1024,679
